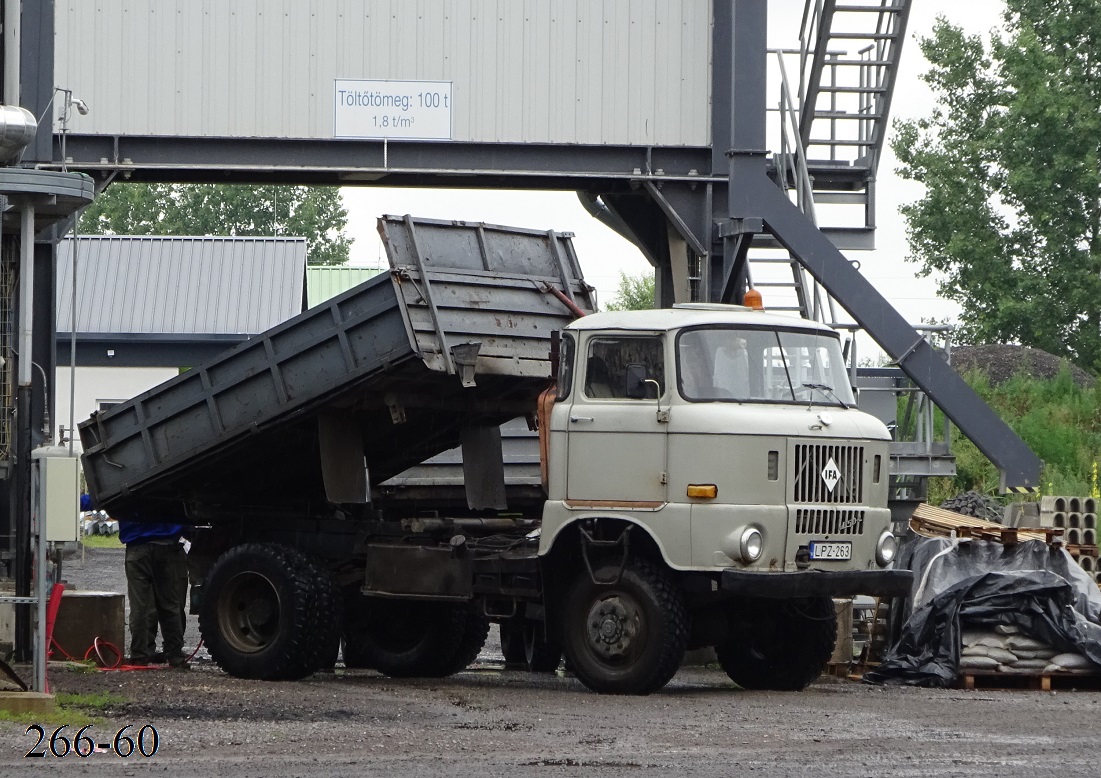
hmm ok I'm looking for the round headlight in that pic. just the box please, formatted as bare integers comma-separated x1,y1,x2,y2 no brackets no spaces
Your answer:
875,530,898,567
739,527,764,563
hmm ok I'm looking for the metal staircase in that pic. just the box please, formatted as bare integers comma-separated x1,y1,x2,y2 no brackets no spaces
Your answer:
800,0,911,179
750,0,912,322
745,0,956,499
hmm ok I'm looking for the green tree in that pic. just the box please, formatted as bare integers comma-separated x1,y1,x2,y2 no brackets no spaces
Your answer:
893,1,1101,373
81,183,352,265
604,271,655,311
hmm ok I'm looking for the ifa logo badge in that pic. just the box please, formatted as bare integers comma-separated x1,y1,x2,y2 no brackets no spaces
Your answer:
821,457,841,493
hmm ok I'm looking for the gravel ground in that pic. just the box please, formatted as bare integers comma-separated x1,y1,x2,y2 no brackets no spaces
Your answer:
2,547,1101,777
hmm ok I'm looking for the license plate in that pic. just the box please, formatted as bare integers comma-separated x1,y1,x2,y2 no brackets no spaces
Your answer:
809,541,852,560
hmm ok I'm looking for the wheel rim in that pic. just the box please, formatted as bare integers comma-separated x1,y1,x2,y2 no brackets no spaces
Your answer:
217,571,281,654
583,592,644,665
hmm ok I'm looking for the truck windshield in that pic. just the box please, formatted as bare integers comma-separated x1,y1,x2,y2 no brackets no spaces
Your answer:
677,326,855,407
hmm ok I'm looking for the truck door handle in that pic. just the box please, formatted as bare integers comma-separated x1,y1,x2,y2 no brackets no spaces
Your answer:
570,416,594,423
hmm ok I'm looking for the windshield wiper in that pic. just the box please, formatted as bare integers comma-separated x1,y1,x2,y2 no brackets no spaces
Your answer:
801,382,849,410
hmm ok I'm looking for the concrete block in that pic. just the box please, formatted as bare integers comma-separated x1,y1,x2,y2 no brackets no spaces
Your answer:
1004,502,1040,528
0,691,55,715
52,590,124,664
1070,497,1084,513
1041,496,1068,514
1070,512,1082,528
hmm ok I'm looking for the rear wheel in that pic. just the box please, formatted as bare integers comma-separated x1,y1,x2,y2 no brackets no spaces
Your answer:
439,606,490,675
562,558,688,695
716,597,836,691
342,598,472,677
199,543,326,680
523,621,563,673
499,619,527,667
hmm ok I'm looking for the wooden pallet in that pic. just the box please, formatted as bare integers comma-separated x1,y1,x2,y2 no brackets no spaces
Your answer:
957,670,1101,691
1066,544,1100,558
910,504,1064,546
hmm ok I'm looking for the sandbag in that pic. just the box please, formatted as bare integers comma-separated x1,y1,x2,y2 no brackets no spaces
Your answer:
1049,652,1094,670
962,630,1009,649
959,655,1000,669
960,646,1017,664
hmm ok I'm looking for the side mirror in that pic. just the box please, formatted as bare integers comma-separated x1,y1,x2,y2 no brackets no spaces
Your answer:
625,363,656,399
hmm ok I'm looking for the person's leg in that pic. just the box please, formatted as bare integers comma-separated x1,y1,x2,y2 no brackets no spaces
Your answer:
151,543,187,663
125,544,157,662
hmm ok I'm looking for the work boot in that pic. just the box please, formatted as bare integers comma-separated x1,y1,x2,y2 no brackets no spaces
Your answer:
166,654,190,670
125,656,151,666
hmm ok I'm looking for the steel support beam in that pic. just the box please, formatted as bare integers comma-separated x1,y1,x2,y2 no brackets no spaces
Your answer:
42,134,719,191
720,0,1041,491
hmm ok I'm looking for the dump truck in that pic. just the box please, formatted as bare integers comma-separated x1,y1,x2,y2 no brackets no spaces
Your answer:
80,216,912,695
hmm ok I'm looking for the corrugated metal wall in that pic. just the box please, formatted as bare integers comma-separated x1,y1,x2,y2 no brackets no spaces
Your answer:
305,266,384,308
53,0,711,146
55,236,306,334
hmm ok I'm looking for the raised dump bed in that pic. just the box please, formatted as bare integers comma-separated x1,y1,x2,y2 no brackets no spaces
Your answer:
80,216,594,522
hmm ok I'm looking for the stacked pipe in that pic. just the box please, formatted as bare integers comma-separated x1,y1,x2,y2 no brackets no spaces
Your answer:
1039,496,1100,585
960,625,1094,674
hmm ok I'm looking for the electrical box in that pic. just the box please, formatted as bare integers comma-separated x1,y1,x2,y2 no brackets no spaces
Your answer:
32,447,81,543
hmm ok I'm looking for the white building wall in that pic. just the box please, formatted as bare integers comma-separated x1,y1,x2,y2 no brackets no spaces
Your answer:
53,0,711,146
54,366,178,452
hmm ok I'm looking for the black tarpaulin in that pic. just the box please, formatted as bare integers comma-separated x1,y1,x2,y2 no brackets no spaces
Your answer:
864,538,1101,687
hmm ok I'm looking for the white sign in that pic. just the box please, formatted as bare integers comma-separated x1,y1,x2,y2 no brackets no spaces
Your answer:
334,79,453,140
821,457,841,493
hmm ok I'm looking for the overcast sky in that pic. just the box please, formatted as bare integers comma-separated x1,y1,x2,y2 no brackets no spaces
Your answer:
341,1,1006,335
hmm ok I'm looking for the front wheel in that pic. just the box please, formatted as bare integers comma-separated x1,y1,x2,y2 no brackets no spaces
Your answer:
562,559,688,695
716,596,837,691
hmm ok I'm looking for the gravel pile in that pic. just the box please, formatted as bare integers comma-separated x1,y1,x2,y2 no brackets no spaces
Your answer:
939,491,1005,524
951,344,1095,387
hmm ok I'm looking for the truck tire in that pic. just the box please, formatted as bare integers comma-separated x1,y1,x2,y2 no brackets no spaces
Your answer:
437,606,490,675
499,619,527,666
715,596,836,691
199,543,322,680
524,622,563,673
500,618,561,672
291,552,341,673
342,598,469,677
562,558,688,695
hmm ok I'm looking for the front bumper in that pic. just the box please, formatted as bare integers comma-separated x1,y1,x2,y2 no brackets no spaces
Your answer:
721,568,913,599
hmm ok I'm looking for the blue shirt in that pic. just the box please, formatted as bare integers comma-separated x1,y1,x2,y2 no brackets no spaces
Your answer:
118,521,186,546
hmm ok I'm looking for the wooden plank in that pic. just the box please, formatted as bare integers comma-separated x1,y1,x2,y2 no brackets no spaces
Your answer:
956,670,1101,691
910,504,1063,545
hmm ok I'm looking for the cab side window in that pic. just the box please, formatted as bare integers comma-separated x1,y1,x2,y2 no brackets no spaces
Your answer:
583,336,664,399
556,334,575,401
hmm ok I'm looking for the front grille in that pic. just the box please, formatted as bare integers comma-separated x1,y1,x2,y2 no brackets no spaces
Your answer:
793,443,864,504
796,508,866,535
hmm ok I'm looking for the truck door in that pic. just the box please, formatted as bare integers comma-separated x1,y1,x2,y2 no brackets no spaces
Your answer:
566,335,667,504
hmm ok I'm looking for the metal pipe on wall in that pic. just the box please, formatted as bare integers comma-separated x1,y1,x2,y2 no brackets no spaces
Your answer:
18,202,33,387
3,0,20,104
